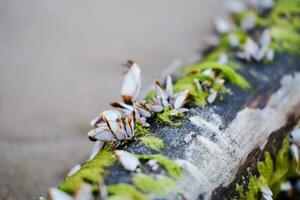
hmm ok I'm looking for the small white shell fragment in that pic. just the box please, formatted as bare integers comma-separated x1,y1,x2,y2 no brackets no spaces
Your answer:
207,89,218,104
290,144,299,164
147,159,159,171
89,141,104,161
214,18,234,34
49,188,73,200
75,184,93,200
229,33,239,48
121,61,142,102
99,179,108,200
266,49,274,61
65,164,81,180
252,0,274,11
173,90,190,109
115,150,140,171
261,186,273,200
226,0,246,13
259,30,271,46
280,181,292,191
218,53,229,65
202,69,215,77
290,127,300,146
241,13,256,31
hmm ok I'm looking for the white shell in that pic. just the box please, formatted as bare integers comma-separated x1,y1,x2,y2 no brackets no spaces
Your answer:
280,181,292,191
89,141,104,161
173,90,189,109
261,186,273,200
74,184,93,200
49,188,73,200
147,159,159,171
207,89,218,104
229,33,239,48
166,76,173,97
291,144,299,164
218,53,229,65
65,164,81,180
115,150,140,171
291,127,300,146
225,0,246,13
214,18,234,34
121,62,142,101
241,13,256,31
87,128,114,142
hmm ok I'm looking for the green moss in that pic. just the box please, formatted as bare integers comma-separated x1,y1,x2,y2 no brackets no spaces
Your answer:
157,107,183,126
132,173,177,196
136,154,182,179
58,145,116,194
135,123,151,137
185,62,251,90
236,137,292,199
270,26,300,57
107,183,149,200
139,136,165,152
145,90,157,102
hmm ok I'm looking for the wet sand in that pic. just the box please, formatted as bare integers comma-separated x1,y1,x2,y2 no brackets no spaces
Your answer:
0,0,226,199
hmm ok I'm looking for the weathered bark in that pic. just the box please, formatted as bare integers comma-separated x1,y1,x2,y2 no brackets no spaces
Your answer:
101,53,300,199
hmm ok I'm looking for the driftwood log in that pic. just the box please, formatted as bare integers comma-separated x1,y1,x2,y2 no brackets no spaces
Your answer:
56,53,300,199
97,53,300,200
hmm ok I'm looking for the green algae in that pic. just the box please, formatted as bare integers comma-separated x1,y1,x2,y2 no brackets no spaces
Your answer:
58,145,116,195
107,183,149,200
136,154,182,179
157,107,183,126
132,173,178,196
236,137,292,199
139,135,165,152
135,123,151,137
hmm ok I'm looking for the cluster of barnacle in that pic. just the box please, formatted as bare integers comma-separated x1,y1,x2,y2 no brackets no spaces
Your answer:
212,0,275,63
87,60,189,150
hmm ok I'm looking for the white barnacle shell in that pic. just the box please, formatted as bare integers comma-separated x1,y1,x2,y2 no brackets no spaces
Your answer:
229,33,240,48
147,159,159,171
172,90,190,110
237,38,259,61
115,150,140,171
266,49,274,61
259,29,271,46
261,186,273,200
121,60,142,104
290,144,299,165
218,53,229,65
49,188,73,200
88,141,104,161
280,181,292,192
290,127,300,146
241,13,256,31
225,0,246,14
214,18,234,34
65,164,81,180
49,184,93,200
207,89,218,104
87,126,115,142
251,0,274,11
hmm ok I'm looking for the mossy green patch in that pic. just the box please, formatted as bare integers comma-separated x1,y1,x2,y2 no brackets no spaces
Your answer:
270,26,300,57
145,90,157,102
58,145,116,195
157,107,183,126
139,135,165,152
137,154,182,179
182,62,251,90
132,173,178,196
236,137,292,199
135,123,151,137
107,183,149,200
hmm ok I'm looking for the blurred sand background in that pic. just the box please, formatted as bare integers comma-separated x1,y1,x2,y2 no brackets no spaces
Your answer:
0,0,226,199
